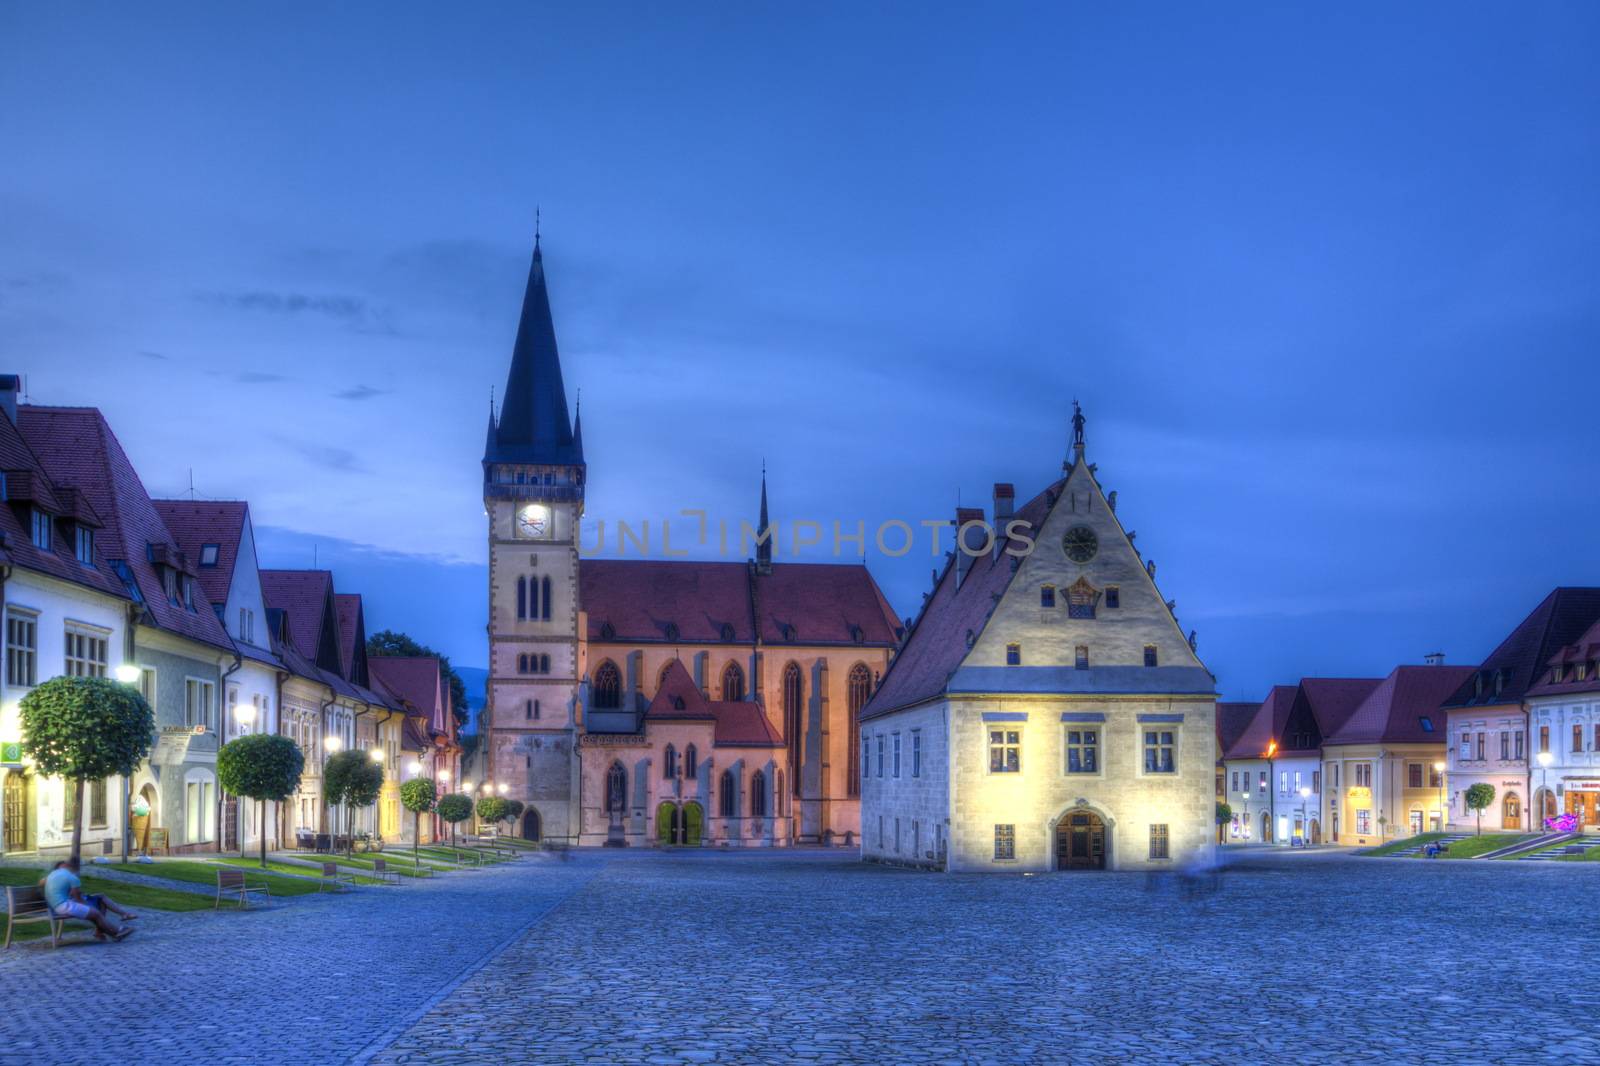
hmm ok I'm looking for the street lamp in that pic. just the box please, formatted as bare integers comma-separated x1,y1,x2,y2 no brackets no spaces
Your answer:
437,768,451,785
1298,786,1311,846
497,782,509,795
1238,790,1252,840
369,747,385,764
114,663,141,685
406,759,422,776
234,703,257,734
113,662,142,862
1538,750,1555,826
1433,760,1446,833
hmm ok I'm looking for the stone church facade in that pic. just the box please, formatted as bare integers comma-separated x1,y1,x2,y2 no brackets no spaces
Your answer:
482,237,901,847
860,412,1217,872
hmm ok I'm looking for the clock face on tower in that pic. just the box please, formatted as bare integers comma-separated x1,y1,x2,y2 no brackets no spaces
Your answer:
1062,525,1098,564
516,504,551,540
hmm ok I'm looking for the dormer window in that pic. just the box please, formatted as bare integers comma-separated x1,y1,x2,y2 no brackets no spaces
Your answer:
1474,674,1485,698
74,526,95,566
182,575,195,610
30,508,51,551
1493,670,1504,696
599,621,616,641
200,544,220,567
721,623,736,642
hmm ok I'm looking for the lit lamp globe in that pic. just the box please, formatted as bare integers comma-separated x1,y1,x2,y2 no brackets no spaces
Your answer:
234,704,257,731
1538,751,1554,768
437,769,451,784
497,782,509,795
370,748,385,764
1432,760,1445,773
326,736,343,753
406,760,422,776
1299,786,1311,800
115,663,142,685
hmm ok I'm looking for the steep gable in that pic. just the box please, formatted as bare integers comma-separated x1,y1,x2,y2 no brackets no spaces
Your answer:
1325,665,1475,746
1442,588,1600,709
260,569,343,674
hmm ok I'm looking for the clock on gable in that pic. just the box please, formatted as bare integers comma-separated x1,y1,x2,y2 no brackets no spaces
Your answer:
516,504,551,540
1061,525,1098,564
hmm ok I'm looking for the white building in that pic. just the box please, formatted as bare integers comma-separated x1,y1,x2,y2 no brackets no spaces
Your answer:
861,409,1217,873
1525,617,1600,830
0,377,140,859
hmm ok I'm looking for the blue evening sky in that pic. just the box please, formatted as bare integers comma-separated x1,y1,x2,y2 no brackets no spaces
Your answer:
3,4,1597,700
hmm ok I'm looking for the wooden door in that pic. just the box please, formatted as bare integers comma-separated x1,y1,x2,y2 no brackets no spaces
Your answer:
1055,812,1106,870
1503,794,1521,830
3,772,28,852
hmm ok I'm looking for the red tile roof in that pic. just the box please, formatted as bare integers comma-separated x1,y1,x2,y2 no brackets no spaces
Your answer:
334,593,367,685
370,656,448,733
1442,588,1600,709
645,659,783,748
1298,678,1383,738
580,559,900,647
18,405,231,651
153,500,248,609
0,411,128,601
1214,702,1258,762
1323,665,1476,746
863,479,1059,718
1526,617,1600,698
260,569,337,667
1225,686,1299,760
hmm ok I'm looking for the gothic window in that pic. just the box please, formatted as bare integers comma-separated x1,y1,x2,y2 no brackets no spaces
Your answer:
1066,577,1099,619
847,663,871,797
723,661,746,701
516,576,527,620
663,745,677,779
719,770,736,817
541,575,553,620
1144,644,1158,668
776,770,786,815
750,770,767,818
783,662,804,796
684,744,698,778
605,762,627,813
593,661,622,709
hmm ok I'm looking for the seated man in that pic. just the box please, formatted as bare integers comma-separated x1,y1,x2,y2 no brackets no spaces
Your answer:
42,860,136,942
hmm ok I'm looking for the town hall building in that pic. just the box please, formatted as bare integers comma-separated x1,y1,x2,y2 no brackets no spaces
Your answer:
859,410,1219,872
480,236,901,848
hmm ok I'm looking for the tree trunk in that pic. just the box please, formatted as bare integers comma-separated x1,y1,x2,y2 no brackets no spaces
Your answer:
413,810,420,865
70,777,85,865
260,799,269,869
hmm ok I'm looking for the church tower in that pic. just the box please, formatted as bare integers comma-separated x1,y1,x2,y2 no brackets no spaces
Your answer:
483,233,584,844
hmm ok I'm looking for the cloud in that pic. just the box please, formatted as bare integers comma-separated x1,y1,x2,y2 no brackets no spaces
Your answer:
273,436,365,474
334,384,386,401
137,350,168,361
237,371,286,384
197,289,369,321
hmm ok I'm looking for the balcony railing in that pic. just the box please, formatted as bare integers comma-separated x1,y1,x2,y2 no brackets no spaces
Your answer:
484,482,584,502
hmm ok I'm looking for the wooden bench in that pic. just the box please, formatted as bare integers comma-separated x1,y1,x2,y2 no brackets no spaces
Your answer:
370,858,401,885
215,868,271,909
5,885,95,948
318,862,358,892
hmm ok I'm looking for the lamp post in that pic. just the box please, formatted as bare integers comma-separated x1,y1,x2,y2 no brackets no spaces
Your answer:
323,734,342,844
1433,760,1446,834
1238,790,1252,841
1538,750,1554,827
1298,786,1311,846
114,663,142,862
436,768,450,841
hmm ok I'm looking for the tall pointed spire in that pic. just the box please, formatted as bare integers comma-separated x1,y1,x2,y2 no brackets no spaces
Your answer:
484,386,498,456
756,462,773,575
487,230,582,466
572,389,583,455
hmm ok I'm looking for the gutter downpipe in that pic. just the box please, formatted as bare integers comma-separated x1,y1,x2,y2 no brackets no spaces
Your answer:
217,650,243,855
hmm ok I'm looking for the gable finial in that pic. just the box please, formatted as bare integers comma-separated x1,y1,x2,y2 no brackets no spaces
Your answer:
1072,400,1086,460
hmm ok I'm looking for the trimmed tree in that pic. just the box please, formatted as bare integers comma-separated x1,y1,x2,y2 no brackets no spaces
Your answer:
399,777,437,863
436,793,472,847
1215,801,1232,843
324,750,384,856
218,734,305,869
476,795,509,836
20,676,155,865
1464,783,1496,836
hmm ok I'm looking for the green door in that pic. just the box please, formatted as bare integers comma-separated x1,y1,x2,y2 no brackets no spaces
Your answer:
656,802,677,845
684,802,704,846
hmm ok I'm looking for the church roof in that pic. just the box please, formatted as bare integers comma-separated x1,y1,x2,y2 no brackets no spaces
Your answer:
1441,587,1600,709
580,559,900,647
485,239,582,467
1323,664,1475,746
644,659,783,748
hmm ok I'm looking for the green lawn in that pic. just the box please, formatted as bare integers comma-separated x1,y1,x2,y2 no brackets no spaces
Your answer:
1554,844,1600,862
216,857,385,886
2,865,215,943
1436,833,1537,859
1361,832,1447,857
106,860,323,897
330,853,439,877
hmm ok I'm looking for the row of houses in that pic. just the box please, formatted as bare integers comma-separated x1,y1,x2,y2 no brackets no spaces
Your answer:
1217,587,1600,846
0,375,462,861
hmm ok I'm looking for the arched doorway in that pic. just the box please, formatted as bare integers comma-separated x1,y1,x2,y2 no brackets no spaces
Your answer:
3,770,32,853
1260,811,1272,843
521,808,541,842
133,783,158,853
656,801,682,845
683,802,703,846
1536,788,1557,826
1055,809,1108,870
1503,792,1522,830
1309,818,1321,845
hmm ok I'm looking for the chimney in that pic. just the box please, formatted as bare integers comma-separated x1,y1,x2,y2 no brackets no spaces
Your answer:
955,506,986,587
1424,651,1445,666
991,483,1014,559
0,374,19,425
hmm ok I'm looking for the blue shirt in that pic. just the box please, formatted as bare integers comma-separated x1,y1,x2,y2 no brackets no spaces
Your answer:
43,868,79,911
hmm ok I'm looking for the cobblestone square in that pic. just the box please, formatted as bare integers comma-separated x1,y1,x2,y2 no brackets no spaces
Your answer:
4,850,1597,1065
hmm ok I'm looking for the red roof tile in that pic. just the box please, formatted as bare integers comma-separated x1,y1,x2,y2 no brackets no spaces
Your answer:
153,500,248,609
1225,687,1299,760
369,656,448,733
580,559,900,647
18,406,231,651
1526,617,1600,698
645,659,783,747
1323,665,1476,746
260,569,337,668
0,412,128,601
1442,588,1600,708
864,479,1059,718
1298,678,1383,738
1214,702,1258,759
